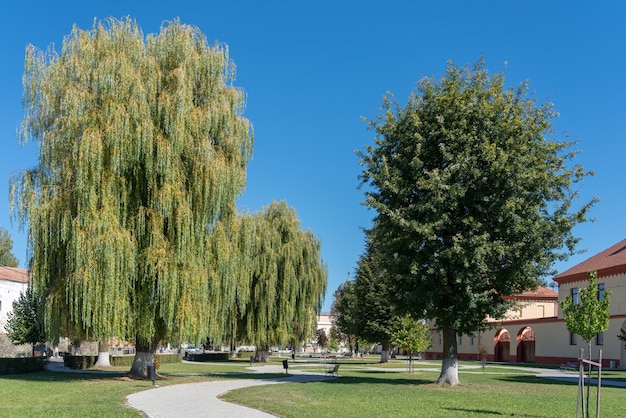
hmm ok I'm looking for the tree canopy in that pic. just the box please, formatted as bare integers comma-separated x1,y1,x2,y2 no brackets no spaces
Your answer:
357,58,596,385
331,279,360,354
11,17,253,372
390,315,432,372
233,201,327,351
0,227,19,267
334,242,399,361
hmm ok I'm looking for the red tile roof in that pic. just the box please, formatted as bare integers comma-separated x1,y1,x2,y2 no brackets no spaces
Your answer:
0,267,29,283
554,238,626,284
504,286,558,301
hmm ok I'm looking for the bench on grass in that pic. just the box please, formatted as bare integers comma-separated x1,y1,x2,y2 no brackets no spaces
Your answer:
325,364,340,377
560,361,578,371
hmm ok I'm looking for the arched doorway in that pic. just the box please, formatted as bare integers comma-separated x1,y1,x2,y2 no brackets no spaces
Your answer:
516,327,535,363
494,329,510,362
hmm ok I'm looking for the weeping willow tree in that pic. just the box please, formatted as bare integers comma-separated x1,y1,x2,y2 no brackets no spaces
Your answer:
206,209,256,353
234,201,327,359
10,17,253,375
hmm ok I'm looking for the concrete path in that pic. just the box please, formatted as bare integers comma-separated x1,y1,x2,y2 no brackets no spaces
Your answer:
126,365,328,417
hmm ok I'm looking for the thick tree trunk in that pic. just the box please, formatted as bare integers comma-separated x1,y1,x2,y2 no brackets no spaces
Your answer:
95,340,111,367
255,347,270,362
380,341,390,363
436,323,460,386
129,338,157,377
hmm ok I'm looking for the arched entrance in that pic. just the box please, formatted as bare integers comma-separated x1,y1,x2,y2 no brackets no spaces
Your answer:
494,329,510,362
516,327,535,363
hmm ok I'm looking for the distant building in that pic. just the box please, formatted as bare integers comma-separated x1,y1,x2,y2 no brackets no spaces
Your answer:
316,312,333,336
426,239,626,368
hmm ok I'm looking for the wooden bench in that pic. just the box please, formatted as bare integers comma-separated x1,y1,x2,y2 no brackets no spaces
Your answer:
560,361,578,371
325,364,340,377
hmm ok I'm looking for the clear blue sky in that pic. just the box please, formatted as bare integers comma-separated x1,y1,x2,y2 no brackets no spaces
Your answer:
1,1,625,311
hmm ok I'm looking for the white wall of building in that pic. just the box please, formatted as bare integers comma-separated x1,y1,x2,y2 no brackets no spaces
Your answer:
0,279,28,331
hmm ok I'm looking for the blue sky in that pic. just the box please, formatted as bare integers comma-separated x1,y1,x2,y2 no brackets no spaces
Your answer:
1,1,625,311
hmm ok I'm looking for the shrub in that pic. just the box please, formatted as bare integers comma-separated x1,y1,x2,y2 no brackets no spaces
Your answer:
0,357,47,374
186,352,229,362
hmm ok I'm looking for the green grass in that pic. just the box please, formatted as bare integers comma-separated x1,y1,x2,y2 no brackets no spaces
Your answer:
1,359,626,417
0,360,285,417
0,371,145,417
223,362,626,417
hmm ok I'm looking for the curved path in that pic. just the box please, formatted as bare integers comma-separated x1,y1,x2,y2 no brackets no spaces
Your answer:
126,364,328,417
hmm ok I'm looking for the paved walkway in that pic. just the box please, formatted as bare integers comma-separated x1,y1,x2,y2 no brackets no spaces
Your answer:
126,364,328,417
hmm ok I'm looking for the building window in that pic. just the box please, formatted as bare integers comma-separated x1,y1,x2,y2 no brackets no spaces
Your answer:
470,335,475,346
596,332,604,346
458,336,462,346
571,288,579,305
570,332,576,345
598,283,605,301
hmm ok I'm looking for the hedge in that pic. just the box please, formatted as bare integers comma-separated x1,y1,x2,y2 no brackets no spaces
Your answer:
63,353,183,369
0,357,47,374
186,352,230,362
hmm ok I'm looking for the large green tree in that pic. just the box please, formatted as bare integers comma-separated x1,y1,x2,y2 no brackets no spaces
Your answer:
0,227,19,267
11,18,253,375
358,58,596,385
4,286,46,356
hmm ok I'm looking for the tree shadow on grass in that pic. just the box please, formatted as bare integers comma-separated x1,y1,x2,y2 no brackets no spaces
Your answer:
0,370,128,383
496,374,578,387
443,407,506,416
164,371,288,380
312,374,434,386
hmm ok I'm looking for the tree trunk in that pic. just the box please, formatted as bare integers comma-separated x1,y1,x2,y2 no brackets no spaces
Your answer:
95,340,111,367
380,341,390,363
585,340,592,418
255,346,270,362
436,323,460,386
129,338,157,377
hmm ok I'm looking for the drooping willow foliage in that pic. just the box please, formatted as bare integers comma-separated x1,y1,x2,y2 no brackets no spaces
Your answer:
10,17,253,348
233,201,328,348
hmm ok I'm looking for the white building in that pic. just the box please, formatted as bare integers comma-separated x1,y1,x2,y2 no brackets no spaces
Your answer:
0,267,29,331
316,312,333,337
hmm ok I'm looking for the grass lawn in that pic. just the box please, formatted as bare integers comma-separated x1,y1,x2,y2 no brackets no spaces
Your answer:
0,360,283,417
223,361,626,418
1,358,625,417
